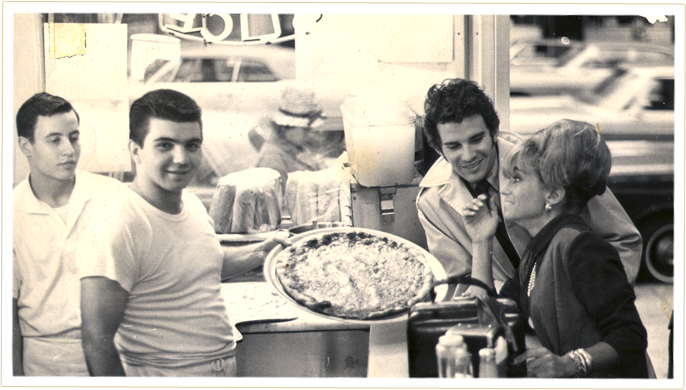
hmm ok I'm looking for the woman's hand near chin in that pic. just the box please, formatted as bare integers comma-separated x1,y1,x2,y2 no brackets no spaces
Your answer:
462,194,499,243
462,194,499,295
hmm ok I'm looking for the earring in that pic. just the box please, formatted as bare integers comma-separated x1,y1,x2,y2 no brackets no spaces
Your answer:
545,203,552,211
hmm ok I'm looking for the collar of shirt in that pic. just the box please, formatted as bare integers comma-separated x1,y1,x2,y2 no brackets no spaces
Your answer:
14,178,54,215
15,171,96,232
525,214,587,258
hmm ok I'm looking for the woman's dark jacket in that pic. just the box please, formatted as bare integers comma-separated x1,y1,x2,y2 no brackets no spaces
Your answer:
500,214,648,378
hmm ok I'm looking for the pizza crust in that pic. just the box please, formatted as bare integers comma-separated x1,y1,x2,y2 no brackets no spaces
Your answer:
274,231,435,320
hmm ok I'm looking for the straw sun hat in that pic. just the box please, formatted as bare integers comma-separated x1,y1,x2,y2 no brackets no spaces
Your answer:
271,85,326,129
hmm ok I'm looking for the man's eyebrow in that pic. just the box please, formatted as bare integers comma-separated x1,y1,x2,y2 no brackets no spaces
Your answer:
43,131,70,138
467,131,487,141
153,137,203,143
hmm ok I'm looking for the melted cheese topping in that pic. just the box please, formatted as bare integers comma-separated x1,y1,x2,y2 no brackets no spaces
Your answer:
280,232,430,318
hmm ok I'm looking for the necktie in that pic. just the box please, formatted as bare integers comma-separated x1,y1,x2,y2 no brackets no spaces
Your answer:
473,179,521,269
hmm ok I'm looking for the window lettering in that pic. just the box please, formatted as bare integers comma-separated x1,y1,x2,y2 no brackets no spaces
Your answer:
163,14,234,43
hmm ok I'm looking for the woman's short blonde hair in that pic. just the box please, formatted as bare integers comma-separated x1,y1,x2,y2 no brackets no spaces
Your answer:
503,119,612,214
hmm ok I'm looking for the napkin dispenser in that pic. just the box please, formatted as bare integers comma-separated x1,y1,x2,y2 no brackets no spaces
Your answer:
406,297,526,378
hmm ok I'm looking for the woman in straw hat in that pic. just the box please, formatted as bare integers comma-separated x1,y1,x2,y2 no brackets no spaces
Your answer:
254,84,331,189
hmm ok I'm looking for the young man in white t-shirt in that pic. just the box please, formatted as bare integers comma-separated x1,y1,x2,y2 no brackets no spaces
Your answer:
13,93,127,376
77,89,289,376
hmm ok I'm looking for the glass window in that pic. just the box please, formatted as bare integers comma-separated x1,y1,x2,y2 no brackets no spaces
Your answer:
143,59,170,82
173,58,235,82
645,78,675,111
211,59,235,82
511,43,575,66
174,59,203,82
581,50,674,69
156,63,178,83
580,68,637,109
236,60,278,82
630,52,674,66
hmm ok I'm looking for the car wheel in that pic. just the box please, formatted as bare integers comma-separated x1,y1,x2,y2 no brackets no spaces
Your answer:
642,216,674,284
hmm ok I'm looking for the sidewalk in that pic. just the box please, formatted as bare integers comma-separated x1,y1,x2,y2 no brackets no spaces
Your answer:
634,283,674,379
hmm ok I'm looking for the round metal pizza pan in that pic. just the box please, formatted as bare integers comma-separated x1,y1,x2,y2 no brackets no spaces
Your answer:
263,227,449,325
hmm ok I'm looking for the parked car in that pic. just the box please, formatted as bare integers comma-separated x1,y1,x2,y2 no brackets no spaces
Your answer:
509,66,674,140
510,66,675,283
129,42,296,112
510,39,674,96
129,41,346,129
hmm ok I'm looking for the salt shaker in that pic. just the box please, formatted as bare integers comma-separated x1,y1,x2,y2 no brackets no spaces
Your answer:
436,335,466,378
454,347,474,378
436,335,455,378
478,347,498,378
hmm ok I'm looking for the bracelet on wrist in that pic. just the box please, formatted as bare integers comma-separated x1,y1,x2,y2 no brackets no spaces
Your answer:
565,349,593,378
576,348,593,375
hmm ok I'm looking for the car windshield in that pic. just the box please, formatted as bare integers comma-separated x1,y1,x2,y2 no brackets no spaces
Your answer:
553,45,585,66
145,57,280,83
236,60,278,82
174,59,236,82
645,78,675,111
511,43,576,66
576,68,640,110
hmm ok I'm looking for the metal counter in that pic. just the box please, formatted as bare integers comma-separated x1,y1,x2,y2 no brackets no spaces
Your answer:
222,282,372,377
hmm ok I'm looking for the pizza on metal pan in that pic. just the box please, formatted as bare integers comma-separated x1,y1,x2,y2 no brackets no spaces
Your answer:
274,231,435,320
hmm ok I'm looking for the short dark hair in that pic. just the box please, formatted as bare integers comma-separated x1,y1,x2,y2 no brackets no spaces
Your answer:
423,79,500,152
16,93,80,142
129,89,203,146
503,119,612,215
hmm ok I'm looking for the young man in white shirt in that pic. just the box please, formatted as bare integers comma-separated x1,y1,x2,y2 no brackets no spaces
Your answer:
13,93,126,375
78,89,289,376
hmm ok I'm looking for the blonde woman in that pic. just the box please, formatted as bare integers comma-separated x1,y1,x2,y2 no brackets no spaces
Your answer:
463,119,649,378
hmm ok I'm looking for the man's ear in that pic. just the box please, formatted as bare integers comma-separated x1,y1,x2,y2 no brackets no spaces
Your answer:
546,186,566,207
128,140,142,165
18,137,33,159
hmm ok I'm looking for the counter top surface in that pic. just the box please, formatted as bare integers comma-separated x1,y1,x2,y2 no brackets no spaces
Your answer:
222,281,408,378
222,281,371,334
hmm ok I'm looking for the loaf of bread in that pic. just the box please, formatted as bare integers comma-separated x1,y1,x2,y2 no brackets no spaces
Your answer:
209,168,282,233
285,169,342,226
285,171,318,225
317,177,341,222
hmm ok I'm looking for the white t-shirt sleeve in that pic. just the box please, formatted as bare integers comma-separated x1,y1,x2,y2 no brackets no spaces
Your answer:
76,205,139,293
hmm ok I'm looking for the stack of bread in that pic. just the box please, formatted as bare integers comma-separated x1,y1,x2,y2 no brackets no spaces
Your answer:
208,168,282,234
285,170,344,226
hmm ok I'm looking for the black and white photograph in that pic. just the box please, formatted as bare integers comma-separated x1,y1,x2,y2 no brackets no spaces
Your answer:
2,2,683,389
